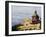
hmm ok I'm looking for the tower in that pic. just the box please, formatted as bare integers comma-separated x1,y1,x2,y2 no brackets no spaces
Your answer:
32,10,39,24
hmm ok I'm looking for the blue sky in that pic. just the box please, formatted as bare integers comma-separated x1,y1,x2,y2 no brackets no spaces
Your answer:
11,5,41,26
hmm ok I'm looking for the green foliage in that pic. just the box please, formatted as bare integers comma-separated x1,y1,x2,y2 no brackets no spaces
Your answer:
12,23,41,31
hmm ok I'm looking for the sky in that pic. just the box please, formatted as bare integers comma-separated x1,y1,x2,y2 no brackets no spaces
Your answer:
11,5,41,26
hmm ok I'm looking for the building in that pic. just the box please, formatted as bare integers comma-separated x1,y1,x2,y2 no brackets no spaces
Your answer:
32,10,41,24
